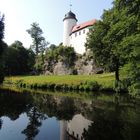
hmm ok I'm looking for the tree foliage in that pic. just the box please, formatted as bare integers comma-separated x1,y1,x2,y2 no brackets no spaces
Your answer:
0,14,4,54
3,41,35,75
87,0,140,94
45,44,77,72
0,13,5,83
27,22,47,56
27,22,48,74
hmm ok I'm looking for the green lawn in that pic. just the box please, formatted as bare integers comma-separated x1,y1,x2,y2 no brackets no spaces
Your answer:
3,73,116,91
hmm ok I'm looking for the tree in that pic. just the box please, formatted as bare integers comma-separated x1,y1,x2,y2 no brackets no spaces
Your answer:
86,9,123,81
27,22,48,73
115,0,140,95
45,44,77,73
27,48,36,73
3,46,19,75
3,41,32,75
22,107,44,140
0,13,5,83
27,22,47,56
87,0,140,83
0,14,4,55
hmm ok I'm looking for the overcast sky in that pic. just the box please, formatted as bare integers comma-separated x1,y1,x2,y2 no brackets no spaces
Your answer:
0,0,113,47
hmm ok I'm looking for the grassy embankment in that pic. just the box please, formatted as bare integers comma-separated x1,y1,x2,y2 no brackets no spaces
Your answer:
3,73,119,92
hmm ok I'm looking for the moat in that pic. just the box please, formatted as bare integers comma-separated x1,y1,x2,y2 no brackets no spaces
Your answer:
0,89,140,140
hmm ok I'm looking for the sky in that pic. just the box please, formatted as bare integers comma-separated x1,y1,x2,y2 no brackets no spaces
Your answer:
0,0,113,48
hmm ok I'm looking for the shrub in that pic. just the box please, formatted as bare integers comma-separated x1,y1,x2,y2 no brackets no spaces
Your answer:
48,83,55,90
30,84,33,89
79,85,84,91
41,83,48,89
0,73,4,84
83,85,90,91
84,81,100,91
72,85,79,90
22,83,26,88
55,84,62,90
129,82,140,96
113,79,131,93
33,83,37,89
62,84,68,90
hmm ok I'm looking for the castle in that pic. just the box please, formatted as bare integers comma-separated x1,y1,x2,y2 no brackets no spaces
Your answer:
63,10,96,54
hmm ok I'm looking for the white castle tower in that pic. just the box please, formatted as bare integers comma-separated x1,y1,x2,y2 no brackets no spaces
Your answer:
63,8,96,54
63,11,77,46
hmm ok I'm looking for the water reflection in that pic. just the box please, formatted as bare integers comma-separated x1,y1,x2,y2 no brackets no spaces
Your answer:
0,89,139,140
22,106,47,140
65,114,92,140
0,119,2,129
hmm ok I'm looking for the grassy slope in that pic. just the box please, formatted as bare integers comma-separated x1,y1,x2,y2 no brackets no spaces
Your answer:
4,73,115,90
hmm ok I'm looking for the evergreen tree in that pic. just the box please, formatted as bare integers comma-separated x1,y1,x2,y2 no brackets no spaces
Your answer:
0,13,5,83
27,22,48,74
0,14,4,54
27,22,47,56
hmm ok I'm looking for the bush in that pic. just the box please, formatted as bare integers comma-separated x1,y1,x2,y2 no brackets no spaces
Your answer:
113,79,131,93
79,85,84,91
129,82,140,96
84,81,100,91
62,84,68,90
0,73,4,84
33,83,37,89
72,84,79,90
48,83,55,90
0,64,4,84
22,83,26,88
55,84,62,90
83,85,90,91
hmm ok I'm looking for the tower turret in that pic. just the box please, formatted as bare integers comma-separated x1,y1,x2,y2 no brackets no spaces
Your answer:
63,11,77,46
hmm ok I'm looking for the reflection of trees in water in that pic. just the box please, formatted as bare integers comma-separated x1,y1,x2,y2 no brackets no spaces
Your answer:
32,94,77,120
23,93,140,140
21,94,77,140
22,106,47,140
57,97,76,120
0,119,2,129
0,90,32,120
83,108,123,140
0,90,78,139
0,89,140,140
0,90,35,139
82,96,140,140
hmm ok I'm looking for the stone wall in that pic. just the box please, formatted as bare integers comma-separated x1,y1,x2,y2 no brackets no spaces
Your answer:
44,53,103,75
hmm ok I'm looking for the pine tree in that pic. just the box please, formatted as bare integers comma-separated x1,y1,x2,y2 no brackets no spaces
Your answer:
0,13,5,83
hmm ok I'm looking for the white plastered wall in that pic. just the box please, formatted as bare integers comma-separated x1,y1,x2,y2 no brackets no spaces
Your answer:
70,27,89,54
63,18,77,46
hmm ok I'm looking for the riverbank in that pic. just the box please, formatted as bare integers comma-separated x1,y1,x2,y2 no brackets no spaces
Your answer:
3,73,122,92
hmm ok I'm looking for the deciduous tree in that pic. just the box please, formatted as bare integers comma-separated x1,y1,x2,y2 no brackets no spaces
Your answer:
87,0,140,86
4,41,32,75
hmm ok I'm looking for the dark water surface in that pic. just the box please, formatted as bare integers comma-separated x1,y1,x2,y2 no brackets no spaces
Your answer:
0,89,140,140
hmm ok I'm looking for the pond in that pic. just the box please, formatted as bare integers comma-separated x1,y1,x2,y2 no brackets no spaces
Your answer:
0,89,140,140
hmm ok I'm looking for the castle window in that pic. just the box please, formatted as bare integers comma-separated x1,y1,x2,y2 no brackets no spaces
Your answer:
75,32,77,37
83,29,85,34
79,31,81,35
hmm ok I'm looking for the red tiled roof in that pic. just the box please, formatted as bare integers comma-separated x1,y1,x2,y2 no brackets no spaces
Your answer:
71,19,96,33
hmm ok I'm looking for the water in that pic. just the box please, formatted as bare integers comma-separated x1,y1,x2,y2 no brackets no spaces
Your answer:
0,89,140,140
